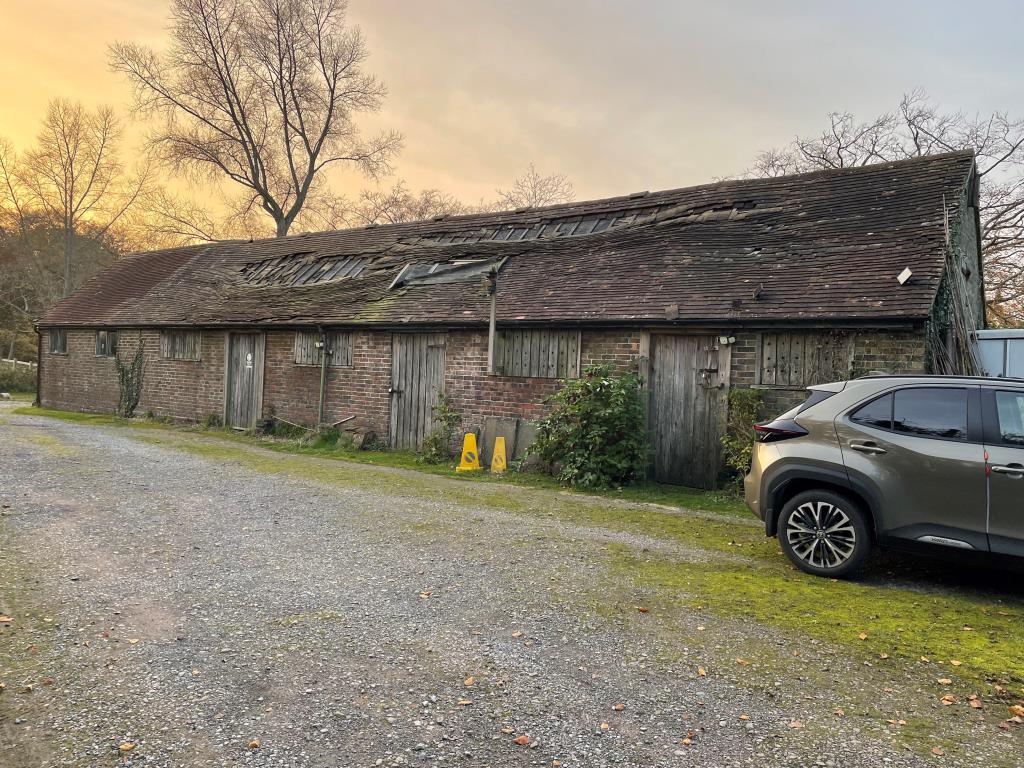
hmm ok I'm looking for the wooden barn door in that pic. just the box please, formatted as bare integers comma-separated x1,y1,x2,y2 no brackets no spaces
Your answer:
389,333,446,450
649,335,731,489
224,332,265,429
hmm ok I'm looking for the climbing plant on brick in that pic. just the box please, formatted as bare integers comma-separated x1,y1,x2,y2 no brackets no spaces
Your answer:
532,364,646,488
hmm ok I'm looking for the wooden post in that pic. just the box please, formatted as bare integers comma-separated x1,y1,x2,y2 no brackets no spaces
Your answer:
317,328,329,429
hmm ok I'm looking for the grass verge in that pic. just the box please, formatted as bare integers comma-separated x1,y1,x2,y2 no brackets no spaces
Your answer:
13,405,745,516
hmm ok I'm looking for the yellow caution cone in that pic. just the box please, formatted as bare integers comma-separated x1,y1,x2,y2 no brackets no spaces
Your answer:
456,432,482,472
490,436,507,474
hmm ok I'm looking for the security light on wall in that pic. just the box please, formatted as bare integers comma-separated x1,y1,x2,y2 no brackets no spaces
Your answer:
897,267,913,285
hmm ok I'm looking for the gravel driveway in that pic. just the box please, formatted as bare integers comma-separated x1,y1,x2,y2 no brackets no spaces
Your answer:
1,404,1021,768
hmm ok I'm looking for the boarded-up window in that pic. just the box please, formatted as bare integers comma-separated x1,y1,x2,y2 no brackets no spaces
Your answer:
759,332,853,386
493,330,580,379
294,331,353,367
49,329,67,354
160,330,201,360
95,330,118,357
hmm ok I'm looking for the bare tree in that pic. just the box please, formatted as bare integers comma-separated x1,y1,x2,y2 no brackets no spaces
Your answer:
750,90,1024,325
11,100,144,297
352,180,468,225
110,0,402,238
495,164,574,209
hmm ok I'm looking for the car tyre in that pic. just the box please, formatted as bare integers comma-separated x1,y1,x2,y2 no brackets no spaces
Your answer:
777,490,871,578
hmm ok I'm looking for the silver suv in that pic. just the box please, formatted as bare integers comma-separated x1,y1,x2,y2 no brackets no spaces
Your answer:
744,375,1024,578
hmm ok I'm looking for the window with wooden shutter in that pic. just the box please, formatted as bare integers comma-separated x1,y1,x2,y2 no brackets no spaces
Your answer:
49,329,67,354
294,331,353,367
95,330,118,357
160,330,201,360
759,331,853,387
493,330,581,379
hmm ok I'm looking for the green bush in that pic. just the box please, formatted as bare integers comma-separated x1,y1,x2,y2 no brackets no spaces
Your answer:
531,364,647,488
418,393,461,464
201,413,224,429
0,363,36,393
721,388,763,481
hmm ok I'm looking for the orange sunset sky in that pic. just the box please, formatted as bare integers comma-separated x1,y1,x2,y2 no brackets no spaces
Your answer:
2,0,1023,207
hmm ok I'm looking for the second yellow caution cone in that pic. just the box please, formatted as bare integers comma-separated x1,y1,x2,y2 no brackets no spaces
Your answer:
456,432,482,472
490,436,507,474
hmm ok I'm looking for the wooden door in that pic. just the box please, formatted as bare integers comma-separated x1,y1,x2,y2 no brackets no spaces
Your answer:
225,333,265,429
390,333,446,450
649,335,731,489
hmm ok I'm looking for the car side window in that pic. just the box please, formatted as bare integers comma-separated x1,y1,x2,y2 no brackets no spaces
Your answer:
995,391,1024,446
892,388,968,440
850,393,893,430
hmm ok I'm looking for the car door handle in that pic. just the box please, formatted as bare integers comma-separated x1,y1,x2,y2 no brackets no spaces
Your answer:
991,464,1024,478
849,441,887,455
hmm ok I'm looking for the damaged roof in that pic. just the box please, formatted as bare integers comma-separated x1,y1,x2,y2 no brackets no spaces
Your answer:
40,151,977,329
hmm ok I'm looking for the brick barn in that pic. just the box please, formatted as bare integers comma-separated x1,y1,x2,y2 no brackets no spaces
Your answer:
35,152,985,488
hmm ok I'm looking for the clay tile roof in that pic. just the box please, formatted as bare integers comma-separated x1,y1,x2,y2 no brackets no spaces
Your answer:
40,150,976,329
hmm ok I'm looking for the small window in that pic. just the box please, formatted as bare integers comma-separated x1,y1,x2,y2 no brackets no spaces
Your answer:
851,393,893,431
49,329,67,354
493,330,581,379
995,391,1024,446
95,330,118,357
293,331,353,367
892,388,968,440
161,330,201,360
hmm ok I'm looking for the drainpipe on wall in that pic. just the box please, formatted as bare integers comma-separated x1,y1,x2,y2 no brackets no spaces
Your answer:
317,326,329,430
486,269,498,374
34,326,42,407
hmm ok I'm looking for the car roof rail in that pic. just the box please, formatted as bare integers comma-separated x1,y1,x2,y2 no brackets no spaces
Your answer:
854,373,1024,384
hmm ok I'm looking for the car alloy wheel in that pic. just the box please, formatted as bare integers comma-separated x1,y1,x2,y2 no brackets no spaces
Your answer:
785,500,857,570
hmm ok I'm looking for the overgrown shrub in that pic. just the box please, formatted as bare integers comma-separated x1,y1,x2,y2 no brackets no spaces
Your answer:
531,364,646,488
418,392,461,464
721,388,763,482
0,362,35,392
115,334,146,418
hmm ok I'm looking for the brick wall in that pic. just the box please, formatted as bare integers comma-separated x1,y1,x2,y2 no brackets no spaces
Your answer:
38,325,927,445
262,330,392,433
730,328,927,416
39,329,226,421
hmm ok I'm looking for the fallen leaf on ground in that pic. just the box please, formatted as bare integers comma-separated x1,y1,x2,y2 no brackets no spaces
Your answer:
969,699,983,709
941,695,956,705
119,743,135,753
457,698,472,706
920,656,930,662
0,616,12,623
612,703,625,711
127,638,139,645
937,678,952,685
834,708,845,717
788,720,803,729
247,739,260,749
697,667,706,677
636,606,649,613
735,658,750,666
857,632,868,641
1009,705,1024,718
600,722,610,730
949,660,962,666
739,714,750,721
511,631,524,638
931,746,945,756
962,626,974,631
463,676,475,687
500,727,514,734
513,735,530,745
879,653,889,659
418,591,431,599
